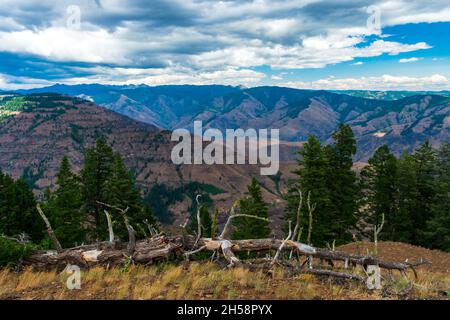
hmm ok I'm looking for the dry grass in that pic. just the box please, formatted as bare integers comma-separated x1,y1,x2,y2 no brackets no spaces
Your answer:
0,262,448,300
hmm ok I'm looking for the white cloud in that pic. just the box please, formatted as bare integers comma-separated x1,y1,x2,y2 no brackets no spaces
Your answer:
189,40,431,70
0,27,136,64
0,0,449,88
0,73,53,90
281,74,450,91
353,62,364,65
399,57,423,63
0,1,439,70
377,0,450,26
0,67,266,90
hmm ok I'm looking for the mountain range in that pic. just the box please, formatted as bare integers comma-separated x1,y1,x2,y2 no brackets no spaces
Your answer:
16,84,450,160
333,90,450,101
0,93,292,230
2,85,449,230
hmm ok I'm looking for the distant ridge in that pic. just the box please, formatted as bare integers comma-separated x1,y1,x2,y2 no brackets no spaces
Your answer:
14,84,450,160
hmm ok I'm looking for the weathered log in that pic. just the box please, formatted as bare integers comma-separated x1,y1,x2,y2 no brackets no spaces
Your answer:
24,236,430,277
304,269,364,282
220,240,241,267
196,238,428,273
24,236,183,270
312,248,430,273
198,238,316,255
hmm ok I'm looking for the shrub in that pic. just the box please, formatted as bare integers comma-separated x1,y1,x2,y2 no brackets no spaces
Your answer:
0,238,37,267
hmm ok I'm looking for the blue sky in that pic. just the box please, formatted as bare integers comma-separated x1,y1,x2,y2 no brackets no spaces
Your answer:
0,0,449,91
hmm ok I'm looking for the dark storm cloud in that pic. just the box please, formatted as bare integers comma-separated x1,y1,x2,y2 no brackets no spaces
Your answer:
0,52,106,80
83,0,202,31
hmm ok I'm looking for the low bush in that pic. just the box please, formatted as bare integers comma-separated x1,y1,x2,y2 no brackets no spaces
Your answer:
0,238,37,267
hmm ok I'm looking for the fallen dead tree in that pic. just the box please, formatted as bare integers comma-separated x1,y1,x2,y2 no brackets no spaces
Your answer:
25,236,184,270
188,238,430,276
25,235,430,278
23,200,430,284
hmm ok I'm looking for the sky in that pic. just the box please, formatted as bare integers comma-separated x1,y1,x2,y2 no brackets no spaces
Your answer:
0,0,449,91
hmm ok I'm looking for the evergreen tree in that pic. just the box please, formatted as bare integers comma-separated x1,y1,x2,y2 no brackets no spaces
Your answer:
103,153,147,239
232,177,270,239
46,156,84,247
80,139,157,240
286,135,331,246
0,170,44,242
325,124,358,243
80,138,114,239
395,151,418,242
412,141,437,245
359,145,398,239
423,143,450,251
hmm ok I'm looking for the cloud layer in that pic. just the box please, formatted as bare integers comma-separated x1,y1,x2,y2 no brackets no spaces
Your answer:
0,0,450,89
281,74,450,91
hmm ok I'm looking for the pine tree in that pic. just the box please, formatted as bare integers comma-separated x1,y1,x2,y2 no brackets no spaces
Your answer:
103,153,146,239
359,145,398,239
80,138,114,239
0,170,44,242
395,151,418,242
46,156,84,247
79,138,158,241
232,177,270,239
286,135,331,246
325,124,358,244
423,143,450,251
412,141,437,245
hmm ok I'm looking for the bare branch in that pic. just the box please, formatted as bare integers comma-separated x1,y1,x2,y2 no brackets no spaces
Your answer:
219,202,271,240
104,210,114,244
272,220,292,266
291,189,303,241
219,200,239,240
184,245,207,258
36,204,63,252
306,191,315,245
374,213,385,255
96,201,134,254
192,194,203,249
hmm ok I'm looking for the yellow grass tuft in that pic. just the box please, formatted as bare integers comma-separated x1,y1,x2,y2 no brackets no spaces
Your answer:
0,263,448,300
15,268,57,292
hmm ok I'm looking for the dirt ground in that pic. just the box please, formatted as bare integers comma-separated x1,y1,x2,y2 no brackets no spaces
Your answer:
338,241,450,274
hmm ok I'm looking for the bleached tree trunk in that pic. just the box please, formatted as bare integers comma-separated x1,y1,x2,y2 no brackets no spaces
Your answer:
291,189,303,241
96,201,135,254
36,204,63,252
104,210,114,244
306,191,316,245
373,213,385,256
